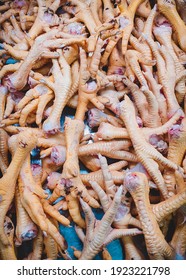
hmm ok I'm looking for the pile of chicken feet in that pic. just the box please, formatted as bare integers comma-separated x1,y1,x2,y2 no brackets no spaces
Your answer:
0,0,186,260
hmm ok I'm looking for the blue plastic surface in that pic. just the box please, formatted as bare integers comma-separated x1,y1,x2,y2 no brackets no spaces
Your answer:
5,58,19,65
